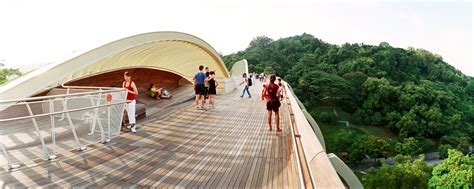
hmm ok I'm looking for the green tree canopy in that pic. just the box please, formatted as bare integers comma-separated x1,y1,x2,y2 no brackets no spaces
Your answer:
429,149,473,188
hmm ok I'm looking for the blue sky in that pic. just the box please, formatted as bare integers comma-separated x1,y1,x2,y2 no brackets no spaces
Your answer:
0,0,472,76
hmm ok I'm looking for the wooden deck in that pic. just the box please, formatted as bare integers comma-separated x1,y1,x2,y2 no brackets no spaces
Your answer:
1,83,302,188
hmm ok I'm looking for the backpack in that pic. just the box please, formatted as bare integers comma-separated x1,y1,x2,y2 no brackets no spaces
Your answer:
247,78,253,86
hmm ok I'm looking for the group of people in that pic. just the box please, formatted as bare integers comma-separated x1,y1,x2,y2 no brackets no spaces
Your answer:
121,71,174,133
194,65,219,109
122,67,285,134
238,72,285,132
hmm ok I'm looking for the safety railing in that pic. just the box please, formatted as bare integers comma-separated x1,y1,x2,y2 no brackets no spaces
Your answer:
0,86,127,170
284,81,363,189
285,84,326,150
283,81,345,188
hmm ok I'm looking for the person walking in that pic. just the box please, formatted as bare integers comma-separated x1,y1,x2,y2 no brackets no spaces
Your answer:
277,78,285,101
239,73,252,98
204,67,210,103
123,71,138,133
194,65,207,109
264,75,281,132
207,71,219,109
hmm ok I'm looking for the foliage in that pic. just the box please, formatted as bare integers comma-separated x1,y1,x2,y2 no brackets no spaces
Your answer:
316,111,336,123
331,126,392,165
0,68,22,85
438,144,453,159
224,33,473,154
428,149,473,188
224,34,473,187
456,137,471,154
395,137,422,156
360,155,431,189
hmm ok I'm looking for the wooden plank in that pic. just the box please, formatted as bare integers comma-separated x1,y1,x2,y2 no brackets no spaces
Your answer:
1,84,305,188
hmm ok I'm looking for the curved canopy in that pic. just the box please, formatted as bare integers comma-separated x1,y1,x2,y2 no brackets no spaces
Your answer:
229,59,248,78
0,32,230,100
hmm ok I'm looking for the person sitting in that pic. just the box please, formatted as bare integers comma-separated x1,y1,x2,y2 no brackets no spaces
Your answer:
149,84,172,99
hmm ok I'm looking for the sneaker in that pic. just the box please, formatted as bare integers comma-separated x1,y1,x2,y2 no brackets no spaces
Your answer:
131,124,137,133
196,105,201,110
126,124,131,129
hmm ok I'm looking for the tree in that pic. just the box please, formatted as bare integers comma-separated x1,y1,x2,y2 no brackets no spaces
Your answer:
429,149,473,188
248,35,273,49
224,33,474,162
0,68,22,84
438,144,453,159
365,135,391,159
465,80,474,97
395,137,422,156
456,137,470,154
361,155,431,189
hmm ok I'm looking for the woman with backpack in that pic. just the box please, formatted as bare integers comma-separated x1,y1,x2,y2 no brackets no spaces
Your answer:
239,73,252,98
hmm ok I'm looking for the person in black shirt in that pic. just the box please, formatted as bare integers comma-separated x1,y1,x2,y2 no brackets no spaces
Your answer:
207,71,219,109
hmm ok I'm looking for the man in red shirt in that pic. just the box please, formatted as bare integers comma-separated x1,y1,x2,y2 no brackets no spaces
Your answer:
265,75,281,132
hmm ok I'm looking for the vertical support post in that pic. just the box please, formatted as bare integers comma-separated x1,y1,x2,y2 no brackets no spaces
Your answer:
59,88,70,121
25,103,49,160
61,97,86,151
1,143,21,170
49,99,57,160
88,97,97,135
94,93,106,143
107,105,111,142
117,91,127,136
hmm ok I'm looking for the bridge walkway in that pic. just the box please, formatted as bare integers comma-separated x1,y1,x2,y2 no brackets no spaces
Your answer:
1,82,302,188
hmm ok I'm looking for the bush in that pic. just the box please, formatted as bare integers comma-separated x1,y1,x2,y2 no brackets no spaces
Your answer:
418,138,436,153
317,111,336,123
438,144,453,159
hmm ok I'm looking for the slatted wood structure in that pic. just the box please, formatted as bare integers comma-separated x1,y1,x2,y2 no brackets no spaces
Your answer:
1,83,303,188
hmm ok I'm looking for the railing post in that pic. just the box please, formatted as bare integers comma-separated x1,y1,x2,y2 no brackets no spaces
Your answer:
58,88,70,121
49,99,57,160
25,103,50,160
117,91,127,136
106,105,111,142
61,97,86,151
94,93,106,143
1,143,21,170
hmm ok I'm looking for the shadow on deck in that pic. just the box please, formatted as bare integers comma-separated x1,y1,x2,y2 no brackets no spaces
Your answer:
0,83,301,188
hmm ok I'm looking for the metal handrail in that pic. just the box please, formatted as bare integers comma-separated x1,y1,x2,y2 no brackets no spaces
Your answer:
285,81,362,188
0,86,127,170
0,100,125,123
285,84,326,150
0,88,125,103
282,83,307,188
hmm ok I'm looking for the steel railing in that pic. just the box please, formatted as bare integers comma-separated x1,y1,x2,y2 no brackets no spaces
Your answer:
285,81,363,189
0,86,127,170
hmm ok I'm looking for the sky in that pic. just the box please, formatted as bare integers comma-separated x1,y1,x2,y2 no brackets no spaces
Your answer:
0,0,472,76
